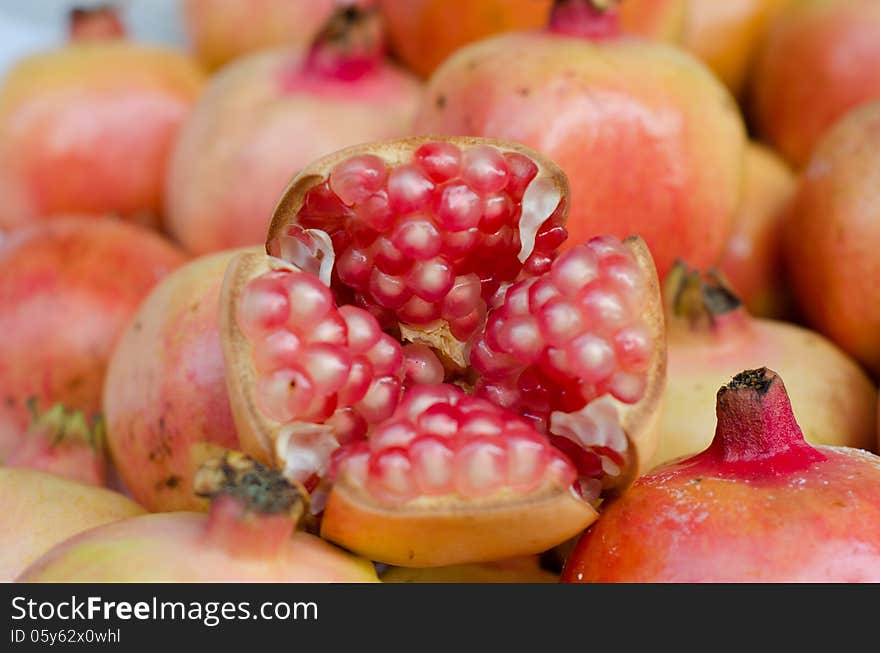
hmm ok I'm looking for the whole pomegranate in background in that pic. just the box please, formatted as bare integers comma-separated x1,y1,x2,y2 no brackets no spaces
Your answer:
0,468,144,582
680,0,788,96
165,5,423,255
18,453,378,582
783,101,880,376
653,264,876,467
413,0,746,279
750,0,880,167
104,249,244,513
219,136,666,567
718,142,795,318
379,0,686,78
0,7,205,230
5,401,107,487
183,0,337,70
564,368,880,582
0,218,186,461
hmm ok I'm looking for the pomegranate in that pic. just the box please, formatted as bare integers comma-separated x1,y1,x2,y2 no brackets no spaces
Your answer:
0,217,186,462
165,5,423,255
782,101,880,376
717,142,795,318
680,0,788,96
183,0,338,70
104,249,244,513
379,0,686,78
18,452,378,582
654,263,876,467
564,368,880,582
0,7,205,230
68,5,126,41
381,556,558,583
219,136,666,566
5,400,107,487
0,468,144,582
750,0,880,167
413,0,745,279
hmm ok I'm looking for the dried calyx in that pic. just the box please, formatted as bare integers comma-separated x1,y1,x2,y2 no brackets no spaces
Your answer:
665,261,744,331
69,5,125,41
301,5,386,82
549,0,621,39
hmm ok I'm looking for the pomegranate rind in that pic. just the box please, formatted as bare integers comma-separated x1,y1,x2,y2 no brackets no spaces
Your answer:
220,251,303,467
266,135,570,259
320,480,597,567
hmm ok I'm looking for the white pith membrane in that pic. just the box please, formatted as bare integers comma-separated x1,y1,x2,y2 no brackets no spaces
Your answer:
225,138,659,528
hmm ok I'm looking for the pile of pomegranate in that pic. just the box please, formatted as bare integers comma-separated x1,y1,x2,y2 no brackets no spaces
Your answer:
3,0,880,585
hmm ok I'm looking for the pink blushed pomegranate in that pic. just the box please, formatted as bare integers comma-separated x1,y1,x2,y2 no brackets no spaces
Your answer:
104,250,244,513
165,5,423,255
654,263,876,467
0,8,205,229
413,0,746,279
220,136,666,566
0,218,187,462
5,401,107,487
564,368,880,582
0,468,144,582
18,452,378,583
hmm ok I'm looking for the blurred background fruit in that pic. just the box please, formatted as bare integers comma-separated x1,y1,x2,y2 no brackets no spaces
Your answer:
165,5,422,254
183,0,338,70
655,264,876,467
0,217,186,462
104,249,243,513
783,100,880,377
0,6,204,230
751,0,880,167
414,0,746,278
717,142,795,318
0,468,144,582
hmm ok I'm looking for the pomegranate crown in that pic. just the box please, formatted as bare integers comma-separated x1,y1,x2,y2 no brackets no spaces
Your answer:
665,261,742,329
194,451,308,519
69,5,125,41
304,4,386,81
26,397,106,452
549,0,621,39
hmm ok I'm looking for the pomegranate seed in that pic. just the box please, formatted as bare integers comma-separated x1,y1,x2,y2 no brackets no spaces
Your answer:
454,438,508,498
338,305,382,354
252,330,301,373
387,163,435,214
367,447,417,505
355,376,402,423
435,183,482,231
286,274,334,330
365,334,404,377
329,154,388,205
300,343,353,395
337,357,373,405
414,141,462,182
462,145,510,194
503,152,538,201
392,217,442,259
237,273,290,339
368,269,410,309
410,436,455,494
402,344,445,386
480,193,514,233
407,257,455,303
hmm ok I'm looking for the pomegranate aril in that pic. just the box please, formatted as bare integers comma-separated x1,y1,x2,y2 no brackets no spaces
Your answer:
435,182,482,231
528,276,562,311
402,344,445,386
329,154,388,206
462,145,510,194
442,227,480,259
551,247,599,297
326,408,367,445
398,295,442,323
372,420,419,451
613,325,651,370
338,305,382,354
300,344,352,395
310,313,347,345
355,376,401,424
369,269,410,309
507,433,550,494
336,247,372,287
372,237,409,275
458,411,505,439
414,141,461,182
497,315,543,360
454,438,507,498
399,384,462,421
410,436,455,494
417,402,461,438
256,368,314,423
606,370,647,404
392,217,442,260
579,283,627,332
567,334,616,384
480,193,514,233
367,448,417,506
537,298,584,347
252,330,301,373
407,257,455,302
237,274,290,338
365,334,404,377
441,274,481,319
503,151,538,201
356,191,395,231
286,274,334,330
387,163,435,214
336,357,373,405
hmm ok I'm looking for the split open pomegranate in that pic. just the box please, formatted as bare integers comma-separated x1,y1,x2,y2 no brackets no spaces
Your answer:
220,136,665,566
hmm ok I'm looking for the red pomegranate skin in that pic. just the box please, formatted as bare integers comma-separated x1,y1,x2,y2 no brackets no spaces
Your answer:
103,250,244,512
413,5,746,279
563,369,880,582
0,218,187,461
0,38,204,229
